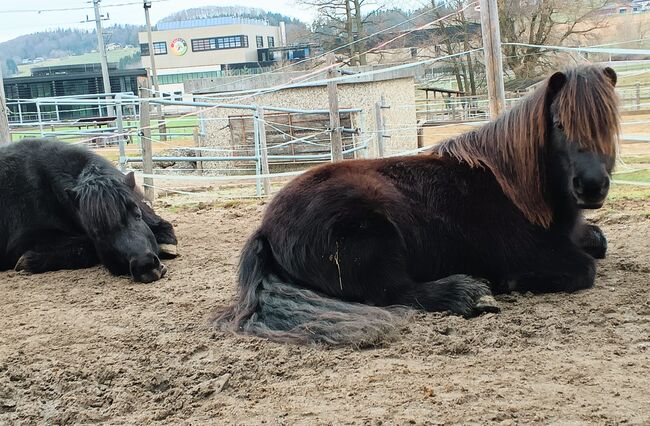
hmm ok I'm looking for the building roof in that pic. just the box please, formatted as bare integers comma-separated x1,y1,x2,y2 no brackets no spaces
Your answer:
417,86,465,95
156,17,270,31
30,63,119,76
5,67,146,84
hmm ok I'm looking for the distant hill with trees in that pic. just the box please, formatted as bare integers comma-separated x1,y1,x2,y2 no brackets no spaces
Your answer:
0,25,142,76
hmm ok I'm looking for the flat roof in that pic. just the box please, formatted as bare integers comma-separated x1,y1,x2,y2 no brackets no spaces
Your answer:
4,68,146,84
417,86,465,95
156,17,271,31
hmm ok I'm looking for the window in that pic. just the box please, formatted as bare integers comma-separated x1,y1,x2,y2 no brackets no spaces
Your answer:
256,36,264,48
153,42,167,55
191,38,217,51
191,35,249,52
140,42,167,55
267,36,275,48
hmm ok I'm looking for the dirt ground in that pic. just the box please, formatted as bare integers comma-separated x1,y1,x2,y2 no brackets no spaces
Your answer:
1,195,649,425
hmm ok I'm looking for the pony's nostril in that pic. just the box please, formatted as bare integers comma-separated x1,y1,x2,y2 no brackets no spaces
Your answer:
573,178,584,195
160,263,167,278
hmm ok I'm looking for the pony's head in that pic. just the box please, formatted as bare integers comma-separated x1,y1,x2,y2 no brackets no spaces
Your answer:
546,66,618,209
68,166,166,283
436,65,620,227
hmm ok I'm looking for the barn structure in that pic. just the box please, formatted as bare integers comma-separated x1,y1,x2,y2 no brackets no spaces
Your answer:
184,65,419,167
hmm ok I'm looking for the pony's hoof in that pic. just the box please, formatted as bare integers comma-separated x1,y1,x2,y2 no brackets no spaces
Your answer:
159,244,178,259
474,295,500,315
14,252,36,273
437,275,499,318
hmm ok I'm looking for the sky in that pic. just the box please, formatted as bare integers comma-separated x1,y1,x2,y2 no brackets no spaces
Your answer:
0,0,321,43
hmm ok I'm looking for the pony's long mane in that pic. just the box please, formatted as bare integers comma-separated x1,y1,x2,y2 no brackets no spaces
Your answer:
434,65,620,228
72,164,134,233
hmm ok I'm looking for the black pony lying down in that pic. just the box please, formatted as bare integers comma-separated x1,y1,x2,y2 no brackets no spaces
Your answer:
0,138,177,283
215,65,619,346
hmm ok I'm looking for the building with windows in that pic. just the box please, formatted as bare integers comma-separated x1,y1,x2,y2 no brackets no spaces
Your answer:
3,63,146,122
138,17,285,98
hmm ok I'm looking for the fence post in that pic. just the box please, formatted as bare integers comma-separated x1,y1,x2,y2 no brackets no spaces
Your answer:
417,120,424,148
636,82,641,111
255,106,272,195
359,110,368,158
479,0,506,118
0,66,9,144
138,76,155,202
374,95,388,157
252,106,262,197
158,120,168,142
36,102,44,137
193,127,203,175
116,94,127,172
17,101,23,125
327,53,343,162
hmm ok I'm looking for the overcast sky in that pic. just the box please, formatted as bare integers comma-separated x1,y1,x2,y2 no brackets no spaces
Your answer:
0,0,322,43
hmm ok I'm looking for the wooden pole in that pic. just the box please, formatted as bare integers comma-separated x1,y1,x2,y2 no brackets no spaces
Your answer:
138,76,154,202
327,53,343,162
115,94,127,172
143,0,163,120
0,66,10,144
193,127,203,175
255,106,272,195
92,0,115,117
479,0,506,118
374,95,387,157
635,82,641,111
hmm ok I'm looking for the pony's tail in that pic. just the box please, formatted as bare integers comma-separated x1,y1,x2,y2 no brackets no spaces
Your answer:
212,231,409,347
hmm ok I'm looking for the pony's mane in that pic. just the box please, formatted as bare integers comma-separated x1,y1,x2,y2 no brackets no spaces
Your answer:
433,65,620,227
73,164,134,233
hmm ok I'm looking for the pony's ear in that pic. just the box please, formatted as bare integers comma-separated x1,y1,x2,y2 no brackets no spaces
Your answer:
124,171,136,189
604,67,617,87
547,71,567,95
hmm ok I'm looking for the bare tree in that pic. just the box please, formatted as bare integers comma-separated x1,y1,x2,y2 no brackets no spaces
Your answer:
424,0,482,95
300,0,377,66
497,0,609,79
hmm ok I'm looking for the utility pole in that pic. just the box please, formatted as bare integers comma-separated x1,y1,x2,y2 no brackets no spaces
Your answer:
143,1,164,133
479,0,506,118
0,65,10,143
91,0,115,116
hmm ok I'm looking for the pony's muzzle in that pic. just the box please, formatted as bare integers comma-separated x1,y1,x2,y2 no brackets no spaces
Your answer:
129,252,167,283
573,176,609,209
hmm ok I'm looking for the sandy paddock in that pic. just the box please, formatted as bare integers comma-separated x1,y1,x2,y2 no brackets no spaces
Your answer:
0,195,649,425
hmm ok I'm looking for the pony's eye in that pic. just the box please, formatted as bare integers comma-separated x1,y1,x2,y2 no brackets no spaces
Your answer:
133,207,143,220
555,122,564,130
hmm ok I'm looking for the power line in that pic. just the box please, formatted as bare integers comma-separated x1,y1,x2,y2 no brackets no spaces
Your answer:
195,2,454,94
0,0,174,14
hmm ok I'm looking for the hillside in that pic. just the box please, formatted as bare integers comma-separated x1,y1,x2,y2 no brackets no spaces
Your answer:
158,6,305,27
0,25,142,65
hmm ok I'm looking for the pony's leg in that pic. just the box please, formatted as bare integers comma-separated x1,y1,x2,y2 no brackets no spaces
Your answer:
392,275,500,317
310,226,500,317
573,223,607,259
141,208,177,258
14,236,99,273
508,239,596,293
